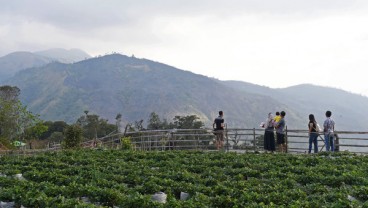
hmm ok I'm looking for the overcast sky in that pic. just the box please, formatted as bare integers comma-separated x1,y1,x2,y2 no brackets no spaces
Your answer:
1,0,368,96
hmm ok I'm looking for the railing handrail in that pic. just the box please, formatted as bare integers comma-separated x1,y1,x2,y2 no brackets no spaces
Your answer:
116,128,368,153
3,128,368,155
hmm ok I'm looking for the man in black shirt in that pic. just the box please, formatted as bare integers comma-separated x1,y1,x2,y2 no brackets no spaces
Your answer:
213,111,225,150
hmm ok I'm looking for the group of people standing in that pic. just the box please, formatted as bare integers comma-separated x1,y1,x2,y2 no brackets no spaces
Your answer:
262,110,336,153
214,109,336,153
262,111,287,152
308,110,335,153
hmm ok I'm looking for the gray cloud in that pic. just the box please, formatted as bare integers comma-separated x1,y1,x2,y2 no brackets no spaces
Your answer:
0,0,367,55
1,0,366,31
1,0,131,30
1,0,368,96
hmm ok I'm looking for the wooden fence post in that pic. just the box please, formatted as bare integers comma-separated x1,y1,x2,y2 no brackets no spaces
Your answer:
285,126,288,153
253,128,256,151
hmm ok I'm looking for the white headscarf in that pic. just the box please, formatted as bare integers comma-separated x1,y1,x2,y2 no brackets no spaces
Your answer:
266,112,274,128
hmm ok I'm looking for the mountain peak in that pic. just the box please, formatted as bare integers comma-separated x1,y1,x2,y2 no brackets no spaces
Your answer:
34,48,91,63
0,48,93,82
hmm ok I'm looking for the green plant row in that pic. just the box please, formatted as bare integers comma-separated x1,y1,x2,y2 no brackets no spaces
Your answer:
0,150,368,207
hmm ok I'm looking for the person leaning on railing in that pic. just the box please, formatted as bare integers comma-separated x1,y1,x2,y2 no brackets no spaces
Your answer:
308,114,319,153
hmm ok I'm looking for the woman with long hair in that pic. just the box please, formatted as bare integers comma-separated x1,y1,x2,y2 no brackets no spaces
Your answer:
308,114,319,153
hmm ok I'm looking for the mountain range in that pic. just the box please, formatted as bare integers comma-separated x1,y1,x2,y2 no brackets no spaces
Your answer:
0,48,91,82
1,49,367,131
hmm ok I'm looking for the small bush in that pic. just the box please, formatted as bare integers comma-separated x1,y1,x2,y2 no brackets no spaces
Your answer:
121,137,133,150
0,137,14,149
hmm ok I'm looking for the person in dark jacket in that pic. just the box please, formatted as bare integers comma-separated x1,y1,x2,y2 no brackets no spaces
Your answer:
213,111,225,150
263,112,276,152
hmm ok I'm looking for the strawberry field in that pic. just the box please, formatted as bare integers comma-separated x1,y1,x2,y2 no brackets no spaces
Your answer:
0,150,368,207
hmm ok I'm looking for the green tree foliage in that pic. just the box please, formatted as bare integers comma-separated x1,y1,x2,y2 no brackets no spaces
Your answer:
0,85,20,101
48,132,64,142
145,113,206,149
147,112,204,130
76,112,117,140
0,85,46,142
63,124,83,149
120,137,133,150
168,115,206,148
39,121,68,140
0,86,20,140
23,120,48,141
171,115,204,129
0,137,13,149
147,112,162,130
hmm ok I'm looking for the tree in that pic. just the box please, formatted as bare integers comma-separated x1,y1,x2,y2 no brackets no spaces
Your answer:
134,120,144,131
76,113,117,140
23,120,48,141
0,99,16,139
0,86,46,142
115,113,122,133
0,86,21,140
171,115,204,129
146,113,204,130
39,121,68,140
163,114,206,150
147,112,162,130
0,86,20,101
16,102,47,141
77,114,99,139
0,99,45,142
48,132,64,143
98,118,117,137
63,124,83,149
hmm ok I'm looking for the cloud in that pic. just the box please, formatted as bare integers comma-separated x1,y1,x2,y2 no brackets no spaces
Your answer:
2,0,368,56
1,0,365,31
1,0,368,96
1,0,128,29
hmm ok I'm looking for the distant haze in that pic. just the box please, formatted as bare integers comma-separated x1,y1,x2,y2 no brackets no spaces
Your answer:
0,48,91,82
1,1,368,96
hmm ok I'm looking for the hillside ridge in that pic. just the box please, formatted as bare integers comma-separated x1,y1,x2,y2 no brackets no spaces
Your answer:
2,53,368,131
